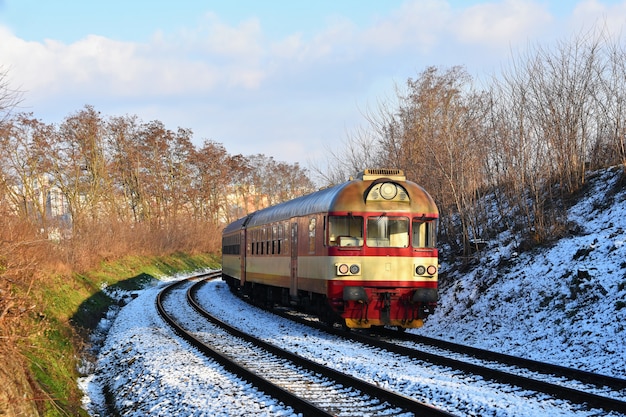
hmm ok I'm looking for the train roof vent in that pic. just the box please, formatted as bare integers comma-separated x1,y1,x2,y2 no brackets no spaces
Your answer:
357,168,406,181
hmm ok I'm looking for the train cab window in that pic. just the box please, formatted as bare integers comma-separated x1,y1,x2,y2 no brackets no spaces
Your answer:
366,216,409,247
412,218,437,248
328,215,363,247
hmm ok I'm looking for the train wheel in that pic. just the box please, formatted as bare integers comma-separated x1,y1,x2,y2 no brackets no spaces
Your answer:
321,311,336,327
265,287,274,309
340,319,351,332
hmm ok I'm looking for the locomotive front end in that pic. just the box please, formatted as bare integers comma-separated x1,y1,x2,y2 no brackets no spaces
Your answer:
326,169,439,329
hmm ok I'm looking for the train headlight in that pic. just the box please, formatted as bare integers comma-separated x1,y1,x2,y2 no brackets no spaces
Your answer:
415,264,437,276
336,263,361,276
380,182,398,200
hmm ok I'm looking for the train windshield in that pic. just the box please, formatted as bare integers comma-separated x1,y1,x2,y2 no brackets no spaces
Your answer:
412,218,437,248
366,216,409,248
328,215,364,247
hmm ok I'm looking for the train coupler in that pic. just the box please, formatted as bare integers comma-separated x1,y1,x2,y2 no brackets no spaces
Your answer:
342,299,369,325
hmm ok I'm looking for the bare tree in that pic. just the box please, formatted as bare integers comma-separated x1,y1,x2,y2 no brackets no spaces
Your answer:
487,29,620,246
310,123,385,186
593,32,626,168
271,160,316,202
0,114,58,234
225,153,252,219
369,66,490,255
0,66,22,123
189,140,231,224
132,121,196,225
42,106,110,235
106,114,145,222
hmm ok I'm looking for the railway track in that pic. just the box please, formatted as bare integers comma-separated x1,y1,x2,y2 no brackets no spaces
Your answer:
156,274,456,417
220,274,626,415
270,304,626,415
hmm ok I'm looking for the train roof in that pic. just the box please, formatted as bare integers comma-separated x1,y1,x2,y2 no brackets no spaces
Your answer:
222,214,251,234
222,182,348,234
246,181,350,228
222,169,438,233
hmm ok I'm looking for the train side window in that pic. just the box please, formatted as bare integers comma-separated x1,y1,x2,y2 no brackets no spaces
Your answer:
223,235,240,255
309,218,316,253
261,228,266,255
412,218,437,248
328,215,363,247
283,221,290,253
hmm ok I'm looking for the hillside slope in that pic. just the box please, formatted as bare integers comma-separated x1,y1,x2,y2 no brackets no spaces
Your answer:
416,166,626,378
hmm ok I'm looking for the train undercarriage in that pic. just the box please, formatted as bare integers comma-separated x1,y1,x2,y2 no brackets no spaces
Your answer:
222,274,436,330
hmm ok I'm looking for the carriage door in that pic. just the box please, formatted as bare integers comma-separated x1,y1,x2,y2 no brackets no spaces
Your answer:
240,228,246,285
290,222,298,298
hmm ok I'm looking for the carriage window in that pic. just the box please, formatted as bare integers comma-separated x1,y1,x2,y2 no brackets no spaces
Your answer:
309,218,316,253
367,216,408,247
328,215,363,247
412,218,437,248
222,235,240,255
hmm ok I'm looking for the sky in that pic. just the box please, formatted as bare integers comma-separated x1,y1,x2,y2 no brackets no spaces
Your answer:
0,1,626,166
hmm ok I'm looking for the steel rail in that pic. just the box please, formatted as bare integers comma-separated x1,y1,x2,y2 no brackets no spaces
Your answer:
242,282,626,415
380,328,626,391
156,276,332,417
186,278,458,417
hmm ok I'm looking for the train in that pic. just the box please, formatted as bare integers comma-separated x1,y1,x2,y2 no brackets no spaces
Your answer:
221,168,439,330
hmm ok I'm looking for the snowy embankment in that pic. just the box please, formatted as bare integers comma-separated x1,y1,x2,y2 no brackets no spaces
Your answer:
417,167,626,378
79,166,626,416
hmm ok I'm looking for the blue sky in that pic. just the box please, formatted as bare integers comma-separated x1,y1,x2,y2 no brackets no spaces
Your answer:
0,1,625,165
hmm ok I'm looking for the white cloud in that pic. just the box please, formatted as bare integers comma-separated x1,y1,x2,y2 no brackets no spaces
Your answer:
271,33,304,59
570,0,626,36
362,0,451,53
0,0,563,107
452,0,553,46
0,14,268,102
202,15,264,61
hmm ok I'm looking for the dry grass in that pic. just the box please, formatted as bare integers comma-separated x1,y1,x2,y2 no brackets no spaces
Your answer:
0,210,221,416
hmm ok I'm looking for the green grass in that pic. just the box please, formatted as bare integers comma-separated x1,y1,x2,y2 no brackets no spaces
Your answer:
21,252,220,417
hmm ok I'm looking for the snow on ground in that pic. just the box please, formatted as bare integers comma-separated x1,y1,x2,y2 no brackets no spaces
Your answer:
79,279,298,417
417,166,626,378
79,166,626,416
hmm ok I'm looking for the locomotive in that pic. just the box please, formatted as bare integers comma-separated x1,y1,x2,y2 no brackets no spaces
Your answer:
222,168,439,329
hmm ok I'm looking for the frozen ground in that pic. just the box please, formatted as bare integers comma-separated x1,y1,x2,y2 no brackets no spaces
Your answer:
79,166,626,416
417,166,626,378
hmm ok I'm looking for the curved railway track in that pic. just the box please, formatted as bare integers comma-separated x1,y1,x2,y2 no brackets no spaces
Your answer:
223,273,626,415
156,273,456,417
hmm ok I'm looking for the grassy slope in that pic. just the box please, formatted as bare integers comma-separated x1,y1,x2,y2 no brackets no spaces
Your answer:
8,252,220,417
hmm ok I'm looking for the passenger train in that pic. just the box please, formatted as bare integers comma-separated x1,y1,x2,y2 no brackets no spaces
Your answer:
222,168,439,329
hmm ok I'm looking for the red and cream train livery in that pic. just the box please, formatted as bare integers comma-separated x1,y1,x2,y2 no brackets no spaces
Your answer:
221,168,439,329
